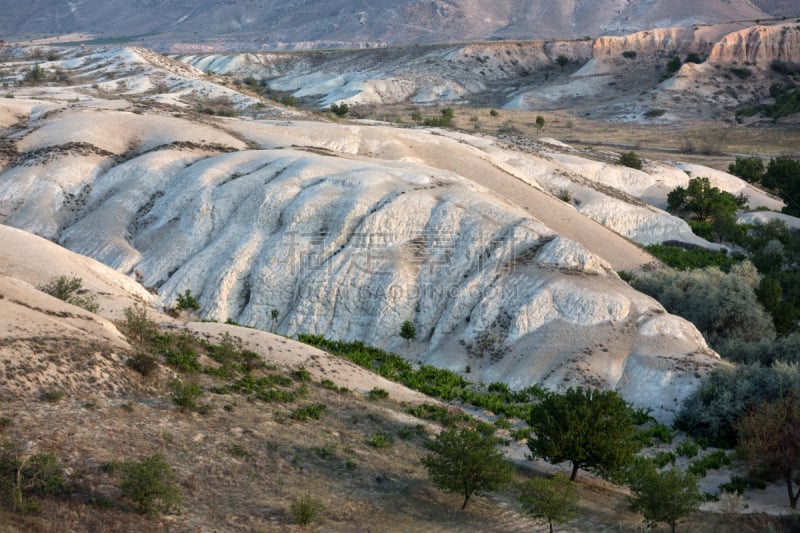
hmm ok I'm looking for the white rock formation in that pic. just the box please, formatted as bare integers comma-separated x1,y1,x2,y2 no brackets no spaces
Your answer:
0,87,721,418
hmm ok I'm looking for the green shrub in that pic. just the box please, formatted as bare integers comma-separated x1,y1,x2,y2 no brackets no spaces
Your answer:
368,388,389,400
718,474,767,495
41,389,65,403
122,304,158,347
118,454,181,514
292,366,312,382
730,67,752,79
330,103,349,117
490,109,499,117
687,450,731,477
289,403,327,421
289,493,324,526
25,64,46,84
127,352,158,376
644,109,666,119
0,442,66,514
617,151,643,170
645,244,738,272
653,451,677,468
168,378,204,412
666,56,682,74
675,439,700,458
622,50,637,59
175,289,200,312
369,432,392,448
38,275,99,313
685,53,703,64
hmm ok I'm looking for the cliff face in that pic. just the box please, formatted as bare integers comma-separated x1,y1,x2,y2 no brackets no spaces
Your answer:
707,23,800,65
591,22,800,65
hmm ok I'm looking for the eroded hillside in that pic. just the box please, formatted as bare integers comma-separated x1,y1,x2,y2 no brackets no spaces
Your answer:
0,45,742,418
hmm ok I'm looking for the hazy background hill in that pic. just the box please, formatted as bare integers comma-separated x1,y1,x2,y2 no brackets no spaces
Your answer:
0,0,796,50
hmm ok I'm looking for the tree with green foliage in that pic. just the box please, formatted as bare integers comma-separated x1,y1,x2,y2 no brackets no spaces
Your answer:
0,441,66,514
330,102,349,117
271,308,280,332
527,387,639,482
617,151,642,170
666,56,682,74
535,115,545,131
763,157,800,216
175,289,200,313
400,320,416,347
518,473,578,533
118,454,181,514
422,426,513,509
556,55,569,68
685,53,703,64
632,262,775,351
628,466,702,533
737,395,800,509
728,156,765,184
666,177,744,222
676,363,800,447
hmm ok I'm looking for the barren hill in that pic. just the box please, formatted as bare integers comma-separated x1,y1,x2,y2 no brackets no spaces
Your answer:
0,0,796,51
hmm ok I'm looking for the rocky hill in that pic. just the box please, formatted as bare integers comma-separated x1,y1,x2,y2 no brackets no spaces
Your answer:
180,21,800,122
0,0,796,51
0,44,751,417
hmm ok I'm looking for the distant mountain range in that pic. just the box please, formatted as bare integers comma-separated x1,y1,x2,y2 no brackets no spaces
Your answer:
1,0,796,50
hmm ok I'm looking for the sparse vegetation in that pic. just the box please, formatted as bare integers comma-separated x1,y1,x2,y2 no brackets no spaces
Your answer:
290,493,324,527
38,275,99,313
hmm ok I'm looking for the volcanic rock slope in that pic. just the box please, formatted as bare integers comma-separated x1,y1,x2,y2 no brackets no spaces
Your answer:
0,0,795,50
0,45,737,416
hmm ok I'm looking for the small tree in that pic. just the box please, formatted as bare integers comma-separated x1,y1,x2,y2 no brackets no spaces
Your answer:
121,304,158,347
175,289,200,313
535,116,545,131
527,387,639,481
330,103,349,117
518,473,578,533
400,320,416,347
628,466,702,533
556,55,569,68
422,426,513,509
666,177,742,222
271,308,280,332
118,454,181,514
737,395,800,509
